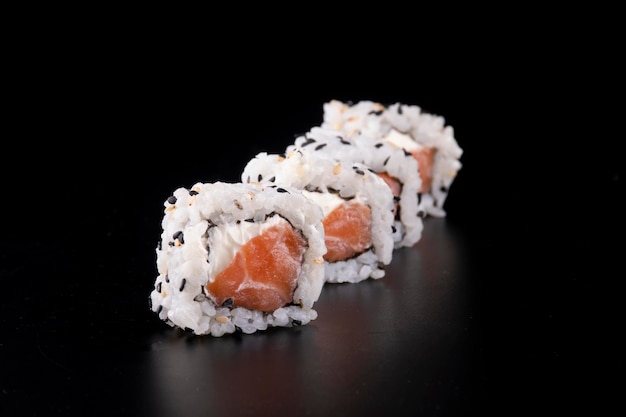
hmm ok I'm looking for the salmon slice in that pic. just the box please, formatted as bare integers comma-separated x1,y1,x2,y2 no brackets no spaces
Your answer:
376,172,401,215
322,200,372,262
410,147,437,193
206,223,307,312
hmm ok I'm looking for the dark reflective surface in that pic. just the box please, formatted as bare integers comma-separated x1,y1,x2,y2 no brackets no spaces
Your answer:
137,219,480,417
2,214,490,417
3,158,623,416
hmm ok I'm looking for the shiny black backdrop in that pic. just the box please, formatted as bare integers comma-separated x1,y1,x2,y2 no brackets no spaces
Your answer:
2,26,624,416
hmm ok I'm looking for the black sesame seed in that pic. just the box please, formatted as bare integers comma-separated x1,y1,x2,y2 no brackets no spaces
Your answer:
165,275,170,283
354,168,365,176
339,137,350,145
244,218,255,223
301,138,316,147
156,282,162,293
383,156,390,166
440,186,448,193
179,278,186,292
392,225,397,233
314,143,327,151
189,190,199,196
234,200,243,210
276,187,288,193
398,106,403,115
268,176,276,183
257,174,263,182
173,231,184,244
194,293,207,302
403,149,412,157
246,175,251,183
375,143,384,148
167,196,177,204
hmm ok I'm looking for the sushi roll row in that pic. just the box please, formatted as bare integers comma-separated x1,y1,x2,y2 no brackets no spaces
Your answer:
149,100,463,336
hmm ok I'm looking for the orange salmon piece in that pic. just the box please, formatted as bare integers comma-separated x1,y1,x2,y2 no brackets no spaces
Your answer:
410,147,436,193
206,223,307,312
322,200,372,262
376,172,401,215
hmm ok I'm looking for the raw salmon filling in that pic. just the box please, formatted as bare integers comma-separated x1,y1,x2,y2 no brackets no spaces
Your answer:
376,172,401,216
206,223,307,312
322,200,373,262
409,147,436,193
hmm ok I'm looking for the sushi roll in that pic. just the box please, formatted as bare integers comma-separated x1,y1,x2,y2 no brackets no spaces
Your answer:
149,181,327,337
241,147,395,284
322,99,463,217
287,126,423,249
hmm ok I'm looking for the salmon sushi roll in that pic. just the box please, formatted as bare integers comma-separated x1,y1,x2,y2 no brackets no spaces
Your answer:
149,181,327,337
241,147,395,284
322,99,463,217
288,126,423,249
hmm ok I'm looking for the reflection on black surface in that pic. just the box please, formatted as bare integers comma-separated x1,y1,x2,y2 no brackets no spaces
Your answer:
137,219,481,416
145,327,312,416
0,217,483,417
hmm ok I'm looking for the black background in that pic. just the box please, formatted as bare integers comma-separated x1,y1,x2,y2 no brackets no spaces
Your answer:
2,15,624,417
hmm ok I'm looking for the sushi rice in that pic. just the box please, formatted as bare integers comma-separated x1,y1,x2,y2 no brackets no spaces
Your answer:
287,126,423,248
149,181,327,336
321,99,463,217
241,147,395,284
